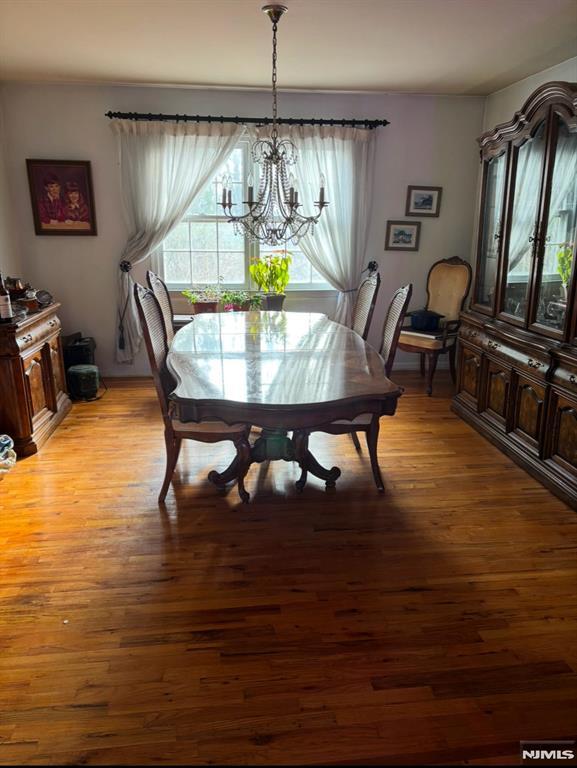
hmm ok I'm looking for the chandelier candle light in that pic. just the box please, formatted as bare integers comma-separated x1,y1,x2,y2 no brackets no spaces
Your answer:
221,4,328,246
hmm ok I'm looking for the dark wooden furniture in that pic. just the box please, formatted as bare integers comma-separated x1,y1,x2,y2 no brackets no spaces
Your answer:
167,311,402,502
398,257,472,395
351,269,381,340
146,270,193,335
134,283,249,503
0,302,71,457
313,284,412,490
453,81,577,508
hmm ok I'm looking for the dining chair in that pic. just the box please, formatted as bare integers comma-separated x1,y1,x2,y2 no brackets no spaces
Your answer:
146,270,194,344
351,266,381,340
311,283,412,492
134,282,250,503
397,257,472,395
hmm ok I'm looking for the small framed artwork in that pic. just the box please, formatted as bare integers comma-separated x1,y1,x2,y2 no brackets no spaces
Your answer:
385,220,421,251
405,185,442,217
26,159,97,236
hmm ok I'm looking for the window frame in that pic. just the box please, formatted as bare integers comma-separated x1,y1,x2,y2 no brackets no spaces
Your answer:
160,138,331,292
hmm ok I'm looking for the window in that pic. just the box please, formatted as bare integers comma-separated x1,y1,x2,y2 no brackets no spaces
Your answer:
162,141,330,291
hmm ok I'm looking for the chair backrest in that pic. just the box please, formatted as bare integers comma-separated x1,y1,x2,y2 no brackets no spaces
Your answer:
380,283,413,377
426,257,472,322
134,282,174,419
146,270,175,344
352,270,381,340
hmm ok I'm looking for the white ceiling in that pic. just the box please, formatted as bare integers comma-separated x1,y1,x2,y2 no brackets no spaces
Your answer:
0,0,576,95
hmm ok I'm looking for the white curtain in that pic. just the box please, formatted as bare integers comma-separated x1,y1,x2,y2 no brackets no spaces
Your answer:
111,119,244,363
508,127,546,272
252,124,376,326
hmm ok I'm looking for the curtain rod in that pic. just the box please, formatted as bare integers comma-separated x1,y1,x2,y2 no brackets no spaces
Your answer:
105,110,389,129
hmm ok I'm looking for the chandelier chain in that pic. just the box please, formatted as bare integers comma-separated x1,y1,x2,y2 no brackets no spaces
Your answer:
271,20,278,139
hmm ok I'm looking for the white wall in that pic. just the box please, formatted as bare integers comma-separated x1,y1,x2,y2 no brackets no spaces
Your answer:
0,98,20,276
0,83,484,374
483,55,577,131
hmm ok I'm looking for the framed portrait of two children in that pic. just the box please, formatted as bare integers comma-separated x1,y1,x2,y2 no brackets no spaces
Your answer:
26,159,97,236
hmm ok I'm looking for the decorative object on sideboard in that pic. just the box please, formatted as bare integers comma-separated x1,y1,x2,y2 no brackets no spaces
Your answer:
405,185,443,217
26,159,97,236
0,272,14,322
384,220,421,252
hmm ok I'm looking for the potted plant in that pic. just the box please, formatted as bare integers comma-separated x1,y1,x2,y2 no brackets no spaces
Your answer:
181,284,221,314
557,244,573,301
249,251,292,310
220,289,251,311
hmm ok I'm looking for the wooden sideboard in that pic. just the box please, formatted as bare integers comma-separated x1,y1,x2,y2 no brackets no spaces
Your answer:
0,303,71,457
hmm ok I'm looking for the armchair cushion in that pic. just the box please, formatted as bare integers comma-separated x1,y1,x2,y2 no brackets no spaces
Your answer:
398,330,457,350
427,261,471,321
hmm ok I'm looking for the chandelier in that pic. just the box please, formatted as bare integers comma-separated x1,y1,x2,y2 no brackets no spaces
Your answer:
220,4,328,246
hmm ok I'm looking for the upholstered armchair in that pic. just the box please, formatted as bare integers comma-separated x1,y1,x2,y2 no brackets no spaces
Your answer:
398,257,472,395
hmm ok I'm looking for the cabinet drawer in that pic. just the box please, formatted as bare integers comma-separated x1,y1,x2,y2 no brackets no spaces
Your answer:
481,357,511,429
23,343,56,425
544,389,577,480
457,341,482,408
510,374,547,453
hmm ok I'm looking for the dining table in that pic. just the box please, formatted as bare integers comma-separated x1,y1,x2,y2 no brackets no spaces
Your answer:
167,311,401,502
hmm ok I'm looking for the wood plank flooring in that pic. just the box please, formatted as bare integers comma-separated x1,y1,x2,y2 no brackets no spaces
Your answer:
1,372,576,765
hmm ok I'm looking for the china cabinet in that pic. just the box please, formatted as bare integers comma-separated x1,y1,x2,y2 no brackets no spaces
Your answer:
453,81,577,507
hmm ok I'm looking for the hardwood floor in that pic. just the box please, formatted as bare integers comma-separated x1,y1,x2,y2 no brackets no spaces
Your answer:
1,372,576,765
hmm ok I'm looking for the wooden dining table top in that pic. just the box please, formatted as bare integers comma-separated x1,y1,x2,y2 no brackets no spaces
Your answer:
167,311,400,416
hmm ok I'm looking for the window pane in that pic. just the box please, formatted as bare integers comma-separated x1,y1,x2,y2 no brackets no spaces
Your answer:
218,222,244,251
311,264,326,283
288,250,311,283
191,251,218,284
219,251,245,283
188,183,218,216
164,251,191,284
221,148,243,182
190,221,217,250
164,222,189,250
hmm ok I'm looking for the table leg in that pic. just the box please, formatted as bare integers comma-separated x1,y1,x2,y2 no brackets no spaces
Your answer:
293,430,309,492
292,430,341,489
236,434,252,504
207,455,240,488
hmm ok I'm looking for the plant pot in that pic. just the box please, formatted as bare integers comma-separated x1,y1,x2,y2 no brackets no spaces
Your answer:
224,302,250,312
263,294,285,311
192,301,219,315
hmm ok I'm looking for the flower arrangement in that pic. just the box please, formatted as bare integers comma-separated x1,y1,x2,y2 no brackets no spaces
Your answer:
249,251,292,295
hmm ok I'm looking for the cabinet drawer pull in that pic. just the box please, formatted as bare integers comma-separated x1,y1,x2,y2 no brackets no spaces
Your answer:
527,359,542,369
487,340,500,350
570,375,576,384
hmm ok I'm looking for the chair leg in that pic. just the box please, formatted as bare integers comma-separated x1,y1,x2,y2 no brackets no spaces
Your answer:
420,352,426,377
235,433,252,504
365,417,384,492
159,432,182,503
426,351,439,396
449,344,457,384
350,431,362,451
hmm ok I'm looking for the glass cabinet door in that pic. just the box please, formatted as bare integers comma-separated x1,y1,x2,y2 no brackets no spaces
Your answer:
502,121,547,322
533,117,577,335
475,151,507,310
